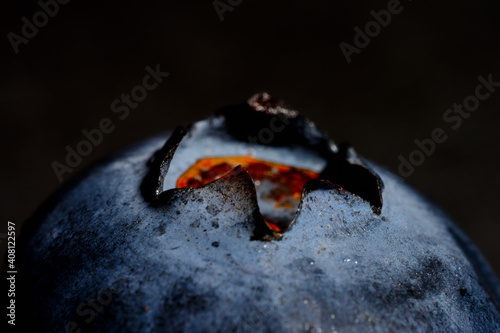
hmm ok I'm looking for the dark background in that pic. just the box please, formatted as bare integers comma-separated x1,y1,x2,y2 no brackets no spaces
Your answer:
1,0,499,275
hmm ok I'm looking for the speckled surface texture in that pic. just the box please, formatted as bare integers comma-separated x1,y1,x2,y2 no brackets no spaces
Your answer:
16,130,500,332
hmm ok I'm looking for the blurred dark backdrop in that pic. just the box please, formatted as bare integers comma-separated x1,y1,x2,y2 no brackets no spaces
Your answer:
1,1,499,274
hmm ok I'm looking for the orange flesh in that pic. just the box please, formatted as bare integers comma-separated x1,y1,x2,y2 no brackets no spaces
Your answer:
176,156,319,232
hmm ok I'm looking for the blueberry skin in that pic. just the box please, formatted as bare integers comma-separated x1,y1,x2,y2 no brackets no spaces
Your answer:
16,130,500,333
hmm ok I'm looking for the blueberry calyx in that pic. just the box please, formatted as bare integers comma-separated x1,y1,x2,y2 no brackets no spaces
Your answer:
141,93,384,238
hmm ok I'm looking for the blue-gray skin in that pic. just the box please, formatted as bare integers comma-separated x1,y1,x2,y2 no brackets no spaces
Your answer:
17,94,500,332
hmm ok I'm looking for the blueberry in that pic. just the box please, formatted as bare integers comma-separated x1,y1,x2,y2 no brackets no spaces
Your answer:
17,93,500,332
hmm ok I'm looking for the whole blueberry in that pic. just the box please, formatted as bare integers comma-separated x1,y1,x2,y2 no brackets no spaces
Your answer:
17,94,500,332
